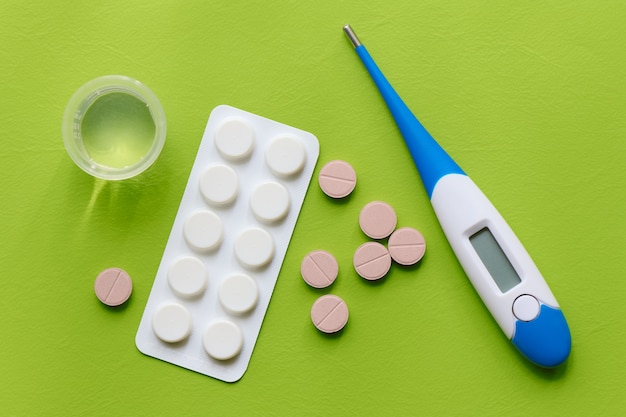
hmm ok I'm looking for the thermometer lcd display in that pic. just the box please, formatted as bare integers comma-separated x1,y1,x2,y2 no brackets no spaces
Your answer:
469,228,521,293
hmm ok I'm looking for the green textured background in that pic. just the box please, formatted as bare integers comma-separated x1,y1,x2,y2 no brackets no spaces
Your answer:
1,1,625,416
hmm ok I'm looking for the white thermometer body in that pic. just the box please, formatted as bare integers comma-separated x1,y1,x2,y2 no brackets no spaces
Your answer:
344,25,571,367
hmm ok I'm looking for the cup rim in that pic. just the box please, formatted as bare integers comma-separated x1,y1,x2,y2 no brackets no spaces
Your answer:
62,75,167,180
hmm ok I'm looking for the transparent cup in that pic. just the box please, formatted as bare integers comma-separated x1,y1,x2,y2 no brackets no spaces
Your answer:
62,75,167,180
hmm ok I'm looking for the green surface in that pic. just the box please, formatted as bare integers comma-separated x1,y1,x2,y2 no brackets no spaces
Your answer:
1,1,625,416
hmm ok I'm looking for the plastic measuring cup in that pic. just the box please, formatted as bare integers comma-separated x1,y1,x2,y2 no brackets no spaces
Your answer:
62,75,166,180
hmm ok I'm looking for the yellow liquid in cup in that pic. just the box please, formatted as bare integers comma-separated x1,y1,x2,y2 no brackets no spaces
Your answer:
80,92,156,169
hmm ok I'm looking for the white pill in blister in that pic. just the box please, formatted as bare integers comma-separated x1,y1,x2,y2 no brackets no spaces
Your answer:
199,164,239,207
152,303,192,343
168,257,208,298
265,136,306,177
234,227,274,269
218,274,259,315
183,210,223,252
214,118,255,161
250,182,290,223
203,320,244,361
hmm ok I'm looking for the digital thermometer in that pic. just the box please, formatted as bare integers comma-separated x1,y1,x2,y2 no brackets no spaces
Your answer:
343,25,571,367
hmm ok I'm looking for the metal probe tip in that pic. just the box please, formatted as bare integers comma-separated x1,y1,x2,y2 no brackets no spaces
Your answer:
343,24,361,48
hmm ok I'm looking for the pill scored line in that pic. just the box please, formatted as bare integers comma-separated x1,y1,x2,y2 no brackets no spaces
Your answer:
318,174,355,184
104,269,123,303
315,299,344,326
389,242,426,248
308,255,333,284
355,252,390,269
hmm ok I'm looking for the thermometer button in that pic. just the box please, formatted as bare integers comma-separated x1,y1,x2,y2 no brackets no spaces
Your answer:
512,294,540,322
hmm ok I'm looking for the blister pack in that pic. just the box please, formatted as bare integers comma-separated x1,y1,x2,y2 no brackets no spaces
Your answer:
136,105,319,382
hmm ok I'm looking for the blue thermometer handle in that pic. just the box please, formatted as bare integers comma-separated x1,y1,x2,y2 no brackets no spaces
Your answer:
344,25,571,367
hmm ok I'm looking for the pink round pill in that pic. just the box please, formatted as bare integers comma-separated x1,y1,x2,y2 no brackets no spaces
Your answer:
388,227,426,265
94,268,133,307
301,250,339,289
318,160,357,198
311,294,349,333
388,227,426,266
359,201,397,239
353,241,392,281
